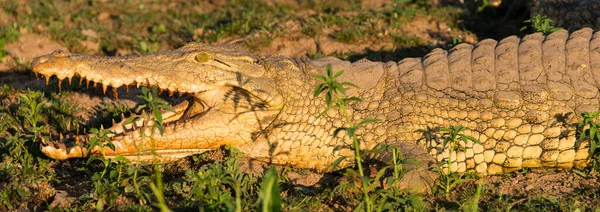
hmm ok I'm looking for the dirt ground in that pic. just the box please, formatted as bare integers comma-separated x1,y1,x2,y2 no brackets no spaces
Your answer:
1,0,599,210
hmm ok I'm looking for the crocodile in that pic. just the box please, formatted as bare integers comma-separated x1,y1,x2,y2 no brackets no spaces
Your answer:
32,28,598,192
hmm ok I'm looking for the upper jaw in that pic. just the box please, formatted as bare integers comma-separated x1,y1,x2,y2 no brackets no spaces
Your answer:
31,50,241,96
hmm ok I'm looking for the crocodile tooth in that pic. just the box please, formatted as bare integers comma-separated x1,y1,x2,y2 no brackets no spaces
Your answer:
57,80,62,90
34,72,39,79
177,91,184,97
158,87,164,95
45,76,50,85
102,84,108,94
67,76,73,85
79,77,84,85
121,113,126,119
59,132,64,140
74,133,80,145
168,90,174,97
86,79,91,88
125,85,130,92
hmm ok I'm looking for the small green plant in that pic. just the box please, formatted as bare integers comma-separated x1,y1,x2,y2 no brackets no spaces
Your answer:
0,23,21,61
17,91,48,143
576,110,600,175
128,86,176,211
475,0,495,13
460,179,483,212
258,167,282,212
136,41,159,54
448,37,463,48
521,14,562,34
434,126,480,197
171,147,253,211
314,64,381,211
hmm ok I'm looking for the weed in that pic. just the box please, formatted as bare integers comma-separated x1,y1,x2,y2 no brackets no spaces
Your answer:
136,41,159,54
434,126,480,197
171,148,254,211
447,37,463,48
129,86,175,211
258,167,282,212
575,110,600,175
459,179,483,212
521,14,562,34
0,23,20,61
0,89,60,211
314,64,393,211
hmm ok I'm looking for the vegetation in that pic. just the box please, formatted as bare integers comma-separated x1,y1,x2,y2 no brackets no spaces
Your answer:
521,14,562,34
1,0,599,211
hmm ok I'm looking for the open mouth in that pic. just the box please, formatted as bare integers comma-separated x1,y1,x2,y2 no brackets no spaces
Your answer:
30,47,280,163
35,71,216,162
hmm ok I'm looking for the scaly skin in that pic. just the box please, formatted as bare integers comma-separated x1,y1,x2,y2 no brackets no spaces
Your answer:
33,28,599,191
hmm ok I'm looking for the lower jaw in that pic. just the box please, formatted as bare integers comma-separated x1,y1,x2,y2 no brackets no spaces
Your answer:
103,148,211,164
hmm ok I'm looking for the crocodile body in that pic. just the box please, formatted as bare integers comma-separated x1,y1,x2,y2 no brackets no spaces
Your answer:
32,29,598,188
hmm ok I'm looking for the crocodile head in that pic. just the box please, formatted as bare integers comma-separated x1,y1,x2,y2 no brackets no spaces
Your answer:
31,43,285,163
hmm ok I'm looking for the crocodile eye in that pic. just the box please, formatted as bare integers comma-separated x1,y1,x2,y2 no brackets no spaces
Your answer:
195,52,211,63
52,49,67,56
255,59,263,65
